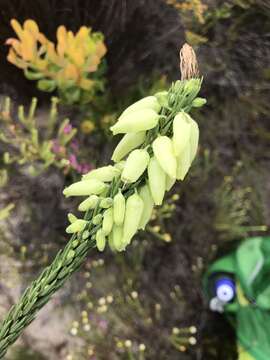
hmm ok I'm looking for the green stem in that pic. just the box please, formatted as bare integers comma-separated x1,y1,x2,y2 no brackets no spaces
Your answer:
0,234,95,358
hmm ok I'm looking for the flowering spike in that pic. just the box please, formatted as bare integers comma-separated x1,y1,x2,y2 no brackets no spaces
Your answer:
0,44,206,355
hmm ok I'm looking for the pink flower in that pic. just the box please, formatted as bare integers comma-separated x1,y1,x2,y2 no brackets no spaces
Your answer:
81,163,93,174
69,154,79,168
68,154,93,174
63,123,73,134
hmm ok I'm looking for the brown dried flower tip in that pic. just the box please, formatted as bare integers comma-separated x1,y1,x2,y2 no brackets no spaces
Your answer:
180,43,199,80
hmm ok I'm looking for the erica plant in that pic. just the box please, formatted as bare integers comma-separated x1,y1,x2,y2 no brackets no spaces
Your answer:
0,44,206,358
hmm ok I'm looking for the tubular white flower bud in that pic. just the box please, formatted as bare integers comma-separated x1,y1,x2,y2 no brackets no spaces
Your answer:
102,207,114,235
63,179,106,197
138,184,154,230
147,157,166,205
153,136,177,179
121,149,150,183
66,219,87,234
78,195,99,211
82,165,120,182
176,144,191,180
112,132,146,163
120,96,161,118
110,109,159,135
96,229,106,252
112,225,124,251
189,118,199,161
113,191,125,226
122,192,144,246
166,176,176,191
173,112,191,156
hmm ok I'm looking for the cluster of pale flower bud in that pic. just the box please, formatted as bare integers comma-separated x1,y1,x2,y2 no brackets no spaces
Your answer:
63,80,205,252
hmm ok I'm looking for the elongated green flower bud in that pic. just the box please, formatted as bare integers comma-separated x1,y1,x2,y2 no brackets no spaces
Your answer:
192,97,206,108
100,197,113,208
153,136,177,179
67,213,77,223
110,109,159,135
63,179,106,197
93,214,103,225
176,144,191,180
173,112,191,156
189,118,199,161
154,91,168,108
166,176,176,191
121,96,161,117
138,184,154,230
96,229,106,252
113,191,125,226
78,195,99,211
82,165,120,182
66,219,87,234
112,225,124,251
111,132,146,162
184,78,201,94
147,157,166,205
102,207,114,235
121,149,150,183
123,192,144,246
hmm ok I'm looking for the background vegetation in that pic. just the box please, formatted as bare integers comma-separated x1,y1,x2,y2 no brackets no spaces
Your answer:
0,1,269,359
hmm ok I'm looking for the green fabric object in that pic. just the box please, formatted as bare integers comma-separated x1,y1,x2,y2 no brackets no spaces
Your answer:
204,236,270,360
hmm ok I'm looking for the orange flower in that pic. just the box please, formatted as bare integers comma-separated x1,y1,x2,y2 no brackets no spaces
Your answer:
6,19,107,103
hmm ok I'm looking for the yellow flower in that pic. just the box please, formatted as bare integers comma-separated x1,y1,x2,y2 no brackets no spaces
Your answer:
80,120,95,134
6,20,107,104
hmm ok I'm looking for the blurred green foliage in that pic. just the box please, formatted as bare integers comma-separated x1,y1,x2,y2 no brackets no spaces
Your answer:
0,96,79,177
9,346,46,360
